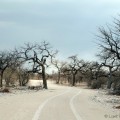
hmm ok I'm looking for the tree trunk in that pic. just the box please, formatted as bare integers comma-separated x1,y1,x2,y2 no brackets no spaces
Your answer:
22,79,29,86
107,68,112,89
57,71,60,84
42,65,47,89
5,78,10,87
107,80,112,89
19,79,22,86
72,74,76,86
0,73,3,87
19,76,22,86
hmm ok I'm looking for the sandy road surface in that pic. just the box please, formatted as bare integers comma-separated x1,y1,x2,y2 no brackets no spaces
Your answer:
0,81,120,120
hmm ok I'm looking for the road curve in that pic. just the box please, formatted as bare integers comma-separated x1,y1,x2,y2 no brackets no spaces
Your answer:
32,82,120,120
33,87,82,120
0,81,119,120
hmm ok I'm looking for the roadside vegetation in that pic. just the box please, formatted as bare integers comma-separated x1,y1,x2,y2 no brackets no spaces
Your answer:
0,16,120,96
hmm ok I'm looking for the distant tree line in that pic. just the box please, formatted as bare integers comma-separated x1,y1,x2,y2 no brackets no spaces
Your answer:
52,16,120,95
0,16,120,95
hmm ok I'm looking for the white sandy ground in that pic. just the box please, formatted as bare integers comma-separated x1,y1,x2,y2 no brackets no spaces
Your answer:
0,81,120,120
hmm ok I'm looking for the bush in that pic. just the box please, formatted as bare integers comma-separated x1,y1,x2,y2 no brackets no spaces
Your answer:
91,80,101,89
0,88,10,93
112,81,120,95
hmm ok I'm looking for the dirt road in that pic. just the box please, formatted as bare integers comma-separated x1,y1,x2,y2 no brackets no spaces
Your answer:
0,81,120,120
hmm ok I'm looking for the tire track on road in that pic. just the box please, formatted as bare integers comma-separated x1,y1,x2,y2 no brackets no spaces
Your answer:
32,88,71,120
70,90,83,120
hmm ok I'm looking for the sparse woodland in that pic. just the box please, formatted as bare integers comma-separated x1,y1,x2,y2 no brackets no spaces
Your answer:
0,16,120,95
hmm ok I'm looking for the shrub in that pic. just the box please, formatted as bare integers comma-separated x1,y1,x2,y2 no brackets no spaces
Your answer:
0,88,10,93
91,80,101,89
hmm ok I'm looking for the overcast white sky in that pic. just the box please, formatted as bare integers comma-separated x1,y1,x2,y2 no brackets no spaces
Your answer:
0,0,120,61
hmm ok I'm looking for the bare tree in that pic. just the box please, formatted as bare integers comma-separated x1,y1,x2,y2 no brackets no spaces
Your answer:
17,68,29,86
0,51,15,87
67,55,85,86
16,41,57,89
97,17,120,89
97,17,120,60
83,61,105,88
97,52,119,89
52,60,66,84
4,67,17,87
